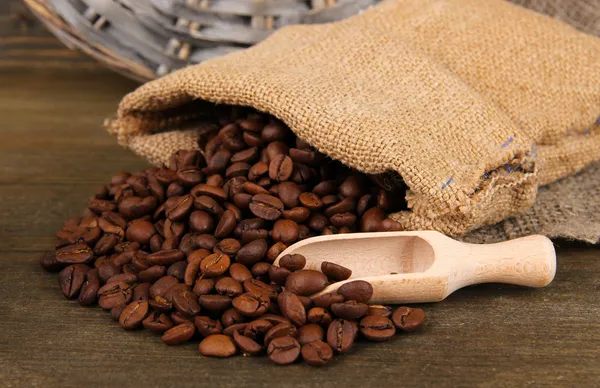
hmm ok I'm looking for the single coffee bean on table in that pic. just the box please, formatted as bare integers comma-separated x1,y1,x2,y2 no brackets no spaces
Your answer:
40,109,428,366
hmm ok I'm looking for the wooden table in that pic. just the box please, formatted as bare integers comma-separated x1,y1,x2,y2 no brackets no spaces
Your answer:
1,69,599,387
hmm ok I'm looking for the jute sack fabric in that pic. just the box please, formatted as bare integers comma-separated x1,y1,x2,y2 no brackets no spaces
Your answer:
108,0,600,238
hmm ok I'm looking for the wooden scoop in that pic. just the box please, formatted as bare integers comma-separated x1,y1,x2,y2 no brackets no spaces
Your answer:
274,231,556,304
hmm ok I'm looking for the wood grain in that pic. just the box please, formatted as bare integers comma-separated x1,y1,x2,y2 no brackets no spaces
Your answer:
0,70,599,387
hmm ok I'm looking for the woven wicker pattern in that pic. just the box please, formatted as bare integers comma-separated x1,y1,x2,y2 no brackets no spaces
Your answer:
25,0,600,81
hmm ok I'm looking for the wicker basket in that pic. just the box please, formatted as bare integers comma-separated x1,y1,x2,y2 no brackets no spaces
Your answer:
24,0,380,82
24,0,600,82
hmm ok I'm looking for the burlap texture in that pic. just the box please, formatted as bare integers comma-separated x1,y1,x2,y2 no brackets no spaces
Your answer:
108,0,600,238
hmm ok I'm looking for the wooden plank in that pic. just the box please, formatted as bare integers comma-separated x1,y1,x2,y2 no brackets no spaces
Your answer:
0,69,599,387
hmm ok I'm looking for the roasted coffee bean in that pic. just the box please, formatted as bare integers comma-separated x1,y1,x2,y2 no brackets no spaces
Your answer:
147,249,185,266
297,324,325,345
94,234,119,256
298,296,313,310
301,341,333,366
268,265,291,286
249,194,284,221
278,291,307,326
195,316,223,337
367,305,393,317
167,260,187,282
97,281,133,310
233,330,262,355
58,264,90,299
261,314,292,327
285,270,328,296
113,250,136,267
225,162,251,179
278,253,306,272
164,195,193,221
266,242,287,263
228,263,253,283
337,280,373,303
264,323,298,346
163,220,186,241
222,323,248,337
327,319,355,353
330,212,357,228
163,283,190,303
243,279,277,299
173,288,202,316
392,307,426,331
188,211,214,234
339,176,363,198
149,235,164,252
171,311,193,325
193,278,215,296
233,292,270,317
215,238,241,256
111,172,130,186
231,147,259,164
378,218,404,232
269,154,294,182
307,307,333,327
166,182,186,198
88,199,116,214
248,161,269,181
359,316,396,341
277,182,301,208
184,256,202,286
149,297,173,313
267,336,301,365
106,273,138,285
282,207,311,223
221,308,246,327
299,192,323,210
236,239,268,266
200,252,230,277
97,261,121,283
223,176,247,199
199,294,233,311
193,195,224,217
118,196,157,219
111,304,127,321
149,276,179,299
56,243,93,264
199,334,237,357
215,277,244,297
307,213,329,232
241,229,269,244
331,301,369,320
298,225,312,240
360,207,385,232
143,311,174,333
79,269,100,305
196,234,217,251
40,251,62,272
161,321,195,345
214,210,237,238
119,300,149,330
321,261,352,282
321,195,338,207
204,150,232,175
233,218,264,238
132,283,151,301
265,141,288,161
271,219,299,244
224,203,242,221
243,319,273,340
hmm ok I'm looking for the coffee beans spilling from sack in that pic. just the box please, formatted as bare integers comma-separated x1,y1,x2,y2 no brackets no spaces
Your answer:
41,110,424,366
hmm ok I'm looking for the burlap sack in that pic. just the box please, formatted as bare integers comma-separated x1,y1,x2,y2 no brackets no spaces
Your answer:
108,0,600,238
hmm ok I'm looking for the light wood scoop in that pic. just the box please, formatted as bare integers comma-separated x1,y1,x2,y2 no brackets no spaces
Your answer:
274,231,556,304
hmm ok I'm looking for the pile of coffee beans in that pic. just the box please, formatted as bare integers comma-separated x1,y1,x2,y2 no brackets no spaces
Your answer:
40,109,426,366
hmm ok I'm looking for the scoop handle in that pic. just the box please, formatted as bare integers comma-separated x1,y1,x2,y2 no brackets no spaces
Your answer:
453,234,556,290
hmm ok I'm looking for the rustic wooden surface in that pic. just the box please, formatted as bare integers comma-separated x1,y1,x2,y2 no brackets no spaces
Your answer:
0,69,599,388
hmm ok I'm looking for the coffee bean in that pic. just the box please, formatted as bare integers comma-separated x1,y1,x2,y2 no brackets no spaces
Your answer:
173,288,202,316
241,229,269,244
331,301,368,320
167,260,187,282
260,314,291,327
200,252,230,277
321,261,352,282
278,254,306,272
161,321,195,345
215,238,241,256
199,294,232,311
391,307,425,331
56,243,93,264
149,276,179,299
337,280,373,303
307,307,333,327
233,330,262,355
327,319,355,353
132,283,151,301
268,265,291,286
214,210,237,238
106,273,138,285
236,238,268,266
40,251,62,272
267,336,301,365
277,291,307,326
193,278,215,296
266,242,287,263
297,324,324,345
88,199,116,214
233,292,270,317
196,234,218,251
149,297,173,313
301,341,333,366
228,263,252,283
249,193,284,221
171,311,193,325
97,261,121,283
243,279,277,299
222,323,248,337
264,323,298,345
111,304,127,321
79,269,100,305
360,306,390,319
58,264,90,299
195,316,224,337
199,334,237,357
339,176,363,198
111,172,130,186
118,196,157,219
119,300,149,330
271,219,299,244
330,212,357,228
269,154,294,182
285,270,328,296
359,316,396,341
378,218,404,232
360,207,385,232
97,281,133,310
163,283,190,303
188,211,214,234
215,277,243,297
221,308,246,327
299,192,323,210
265,141,288,161
143,311,174,333
248,161,269,181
